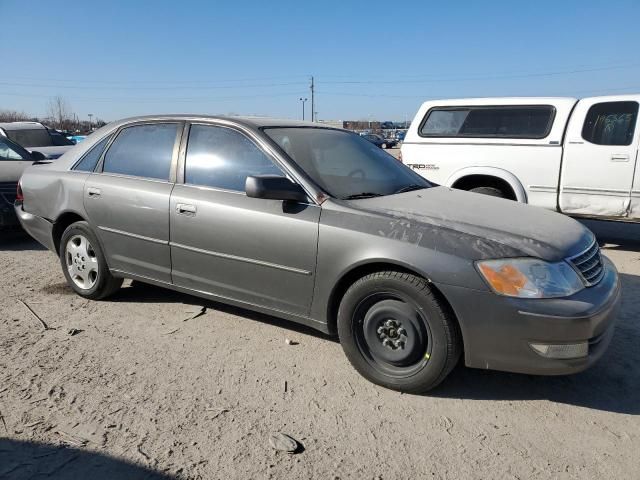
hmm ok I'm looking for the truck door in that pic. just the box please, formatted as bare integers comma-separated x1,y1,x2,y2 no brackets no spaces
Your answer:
559,98,639,218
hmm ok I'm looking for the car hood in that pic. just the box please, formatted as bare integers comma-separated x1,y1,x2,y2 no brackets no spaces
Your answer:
26,145,72,159
344,186,594,262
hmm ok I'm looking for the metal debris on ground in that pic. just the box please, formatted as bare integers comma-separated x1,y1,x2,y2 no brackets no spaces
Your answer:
268,432,300,453
55,430,89,447
18,299,52,331
67,328,83,336
183,306,207,322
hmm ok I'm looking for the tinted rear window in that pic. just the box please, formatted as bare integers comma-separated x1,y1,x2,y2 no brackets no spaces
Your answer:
103,124,179,181
420,106,555,139
5,129,53,147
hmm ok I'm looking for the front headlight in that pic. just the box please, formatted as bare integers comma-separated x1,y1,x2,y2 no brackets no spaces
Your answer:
476,258,584,298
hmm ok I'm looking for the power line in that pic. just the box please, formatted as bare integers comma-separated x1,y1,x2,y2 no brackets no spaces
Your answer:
319,63,640,85
0,91,309,103
0,81,308,91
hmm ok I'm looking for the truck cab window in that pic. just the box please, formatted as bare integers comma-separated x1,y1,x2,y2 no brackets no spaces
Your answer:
581,101,638,146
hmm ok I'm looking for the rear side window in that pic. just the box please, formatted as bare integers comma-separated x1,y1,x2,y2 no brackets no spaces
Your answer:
73,135,112,172
581,101,638,146
185,125,283,191
420,106,555,139
103,124,179,181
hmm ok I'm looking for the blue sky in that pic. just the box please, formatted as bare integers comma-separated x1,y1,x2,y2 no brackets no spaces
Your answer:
1,0,639,122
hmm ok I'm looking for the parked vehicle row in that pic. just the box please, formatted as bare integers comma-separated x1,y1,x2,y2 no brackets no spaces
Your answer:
0,121,75,159
16,116,620,392
361,133,398,149
0,136,48,228
401,94,640,222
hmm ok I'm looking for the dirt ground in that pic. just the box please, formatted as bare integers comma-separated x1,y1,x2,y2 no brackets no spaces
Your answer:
1,217,639,480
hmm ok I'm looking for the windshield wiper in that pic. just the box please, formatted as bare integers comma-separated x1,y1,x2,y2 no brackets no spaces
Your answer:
394,184,427,194
343,192,384,200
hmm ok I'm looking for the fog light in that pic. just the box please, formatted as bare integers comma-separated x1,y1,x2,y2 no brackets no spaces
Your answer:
529,342,588,359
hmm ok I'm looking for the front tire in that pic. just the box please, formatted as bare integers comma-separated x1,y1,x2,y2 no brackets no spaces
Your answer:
337,271,461,393
469,186,505,198
59,221,122,300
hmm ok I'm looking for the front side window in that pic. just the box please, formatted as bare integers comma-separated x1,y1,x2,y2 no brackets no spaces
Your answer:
185,125,283,191
264,127,431,199
581,101,638,146
0,138,27,161
420,106,555,139
5,129,53,147
73,135,112,172
103,124,179,180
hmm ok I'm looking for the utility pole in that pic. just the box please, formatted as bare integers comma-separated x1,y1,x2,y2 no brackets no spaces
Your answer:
310,76,315,122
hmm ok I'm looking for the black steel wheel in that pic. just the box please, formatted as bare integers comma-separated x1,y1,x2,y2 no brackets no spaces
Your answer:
338,271,461,393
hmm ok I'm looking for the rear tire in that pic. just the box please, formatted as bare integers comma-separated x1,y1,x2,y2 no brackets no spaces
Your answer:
337,271,461,393
381,143,387,149
59,221,122,300
469,186,506,198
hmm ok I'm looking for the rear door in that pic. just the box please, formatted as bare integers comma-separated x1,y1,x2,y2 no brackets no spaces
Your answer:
559,98,639,218
169,123,320,316
84,122,182,282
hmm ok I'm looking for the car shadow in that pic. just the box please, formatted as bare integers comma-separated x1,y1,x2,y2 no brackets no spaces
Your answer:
110,280,337,343
0,438,175,480
431,272,640,415
579,218,640,249
0,229,46,251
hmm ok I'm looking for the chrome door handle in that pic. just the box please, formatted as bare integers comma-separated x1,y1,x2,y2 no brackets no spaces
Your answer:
176,203,197,215
87,187,101,197
611,154,629,162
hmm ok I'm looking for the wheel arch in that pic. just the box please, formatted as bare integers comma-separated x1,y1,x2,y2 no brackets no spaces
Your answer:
52,210,88,256
446,167,527,202
325,260,462,347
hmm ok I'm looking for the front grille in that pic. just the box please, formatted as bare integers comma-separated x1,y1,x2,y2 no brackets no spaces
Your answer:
568,240,604,287
0,182,17,205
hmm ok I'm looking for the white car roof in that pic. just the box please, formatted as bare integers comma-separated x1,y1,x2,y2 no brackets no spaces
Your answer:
0,121,47,131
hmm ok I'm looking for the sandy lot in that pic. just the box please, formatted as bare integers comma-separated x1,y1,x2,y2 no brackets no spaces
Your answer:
1,219,639,480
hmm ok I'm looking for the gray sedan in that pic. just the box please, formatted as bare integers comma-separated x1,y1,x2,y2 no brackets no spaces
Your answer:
16,116,620,392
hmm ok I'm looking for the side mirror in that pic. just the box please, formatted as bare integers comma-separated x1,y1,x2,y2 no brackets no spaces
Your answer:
245,175,308,203
30,151,46,161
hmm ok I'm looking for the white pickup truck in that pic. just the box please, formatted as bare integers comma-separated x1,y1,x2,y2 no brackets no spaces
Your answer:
401,95,640,221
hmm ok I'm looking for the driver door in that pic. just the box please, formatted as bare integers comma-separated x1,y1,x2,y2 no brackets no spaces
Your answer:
170,123,320,316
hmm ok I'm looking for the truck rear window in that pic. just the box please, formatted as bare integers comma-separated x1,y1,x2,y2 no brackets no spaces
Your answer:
420,105,555,139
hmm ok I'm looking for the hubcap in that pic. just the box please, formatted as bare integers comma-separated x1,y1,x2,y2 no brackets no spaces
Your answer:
65,235,99,290
354,294,431,378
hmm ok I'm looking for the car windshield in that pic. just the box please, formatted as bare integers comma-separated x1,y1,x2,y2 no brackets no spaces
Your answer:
6,129,53,147
263,127,431,199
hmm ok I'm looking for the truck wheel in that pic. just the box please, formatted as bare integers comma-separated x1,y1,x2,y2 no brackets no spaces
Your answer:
59,221,123,300
381,143,387,149
470,186,505,198
337,271,461,393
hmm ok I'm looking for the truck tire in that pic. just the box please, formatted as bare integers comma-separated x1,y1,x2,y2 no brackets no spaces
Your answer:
469,186,506,198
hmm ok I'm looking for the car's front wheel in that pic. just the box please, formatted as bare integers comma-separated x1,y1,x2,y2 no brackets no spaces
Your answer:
59,221,122,300
337,271,461,393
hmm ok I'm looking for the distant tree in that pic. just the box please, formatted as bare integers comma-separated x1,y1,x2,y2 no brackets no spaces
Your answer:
46,96,73,130
0,109,30,122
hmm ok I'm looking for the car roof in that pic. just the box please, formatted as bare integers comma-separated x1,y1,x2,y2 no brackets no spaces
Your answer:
112,115,341,131
0,121,47,131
